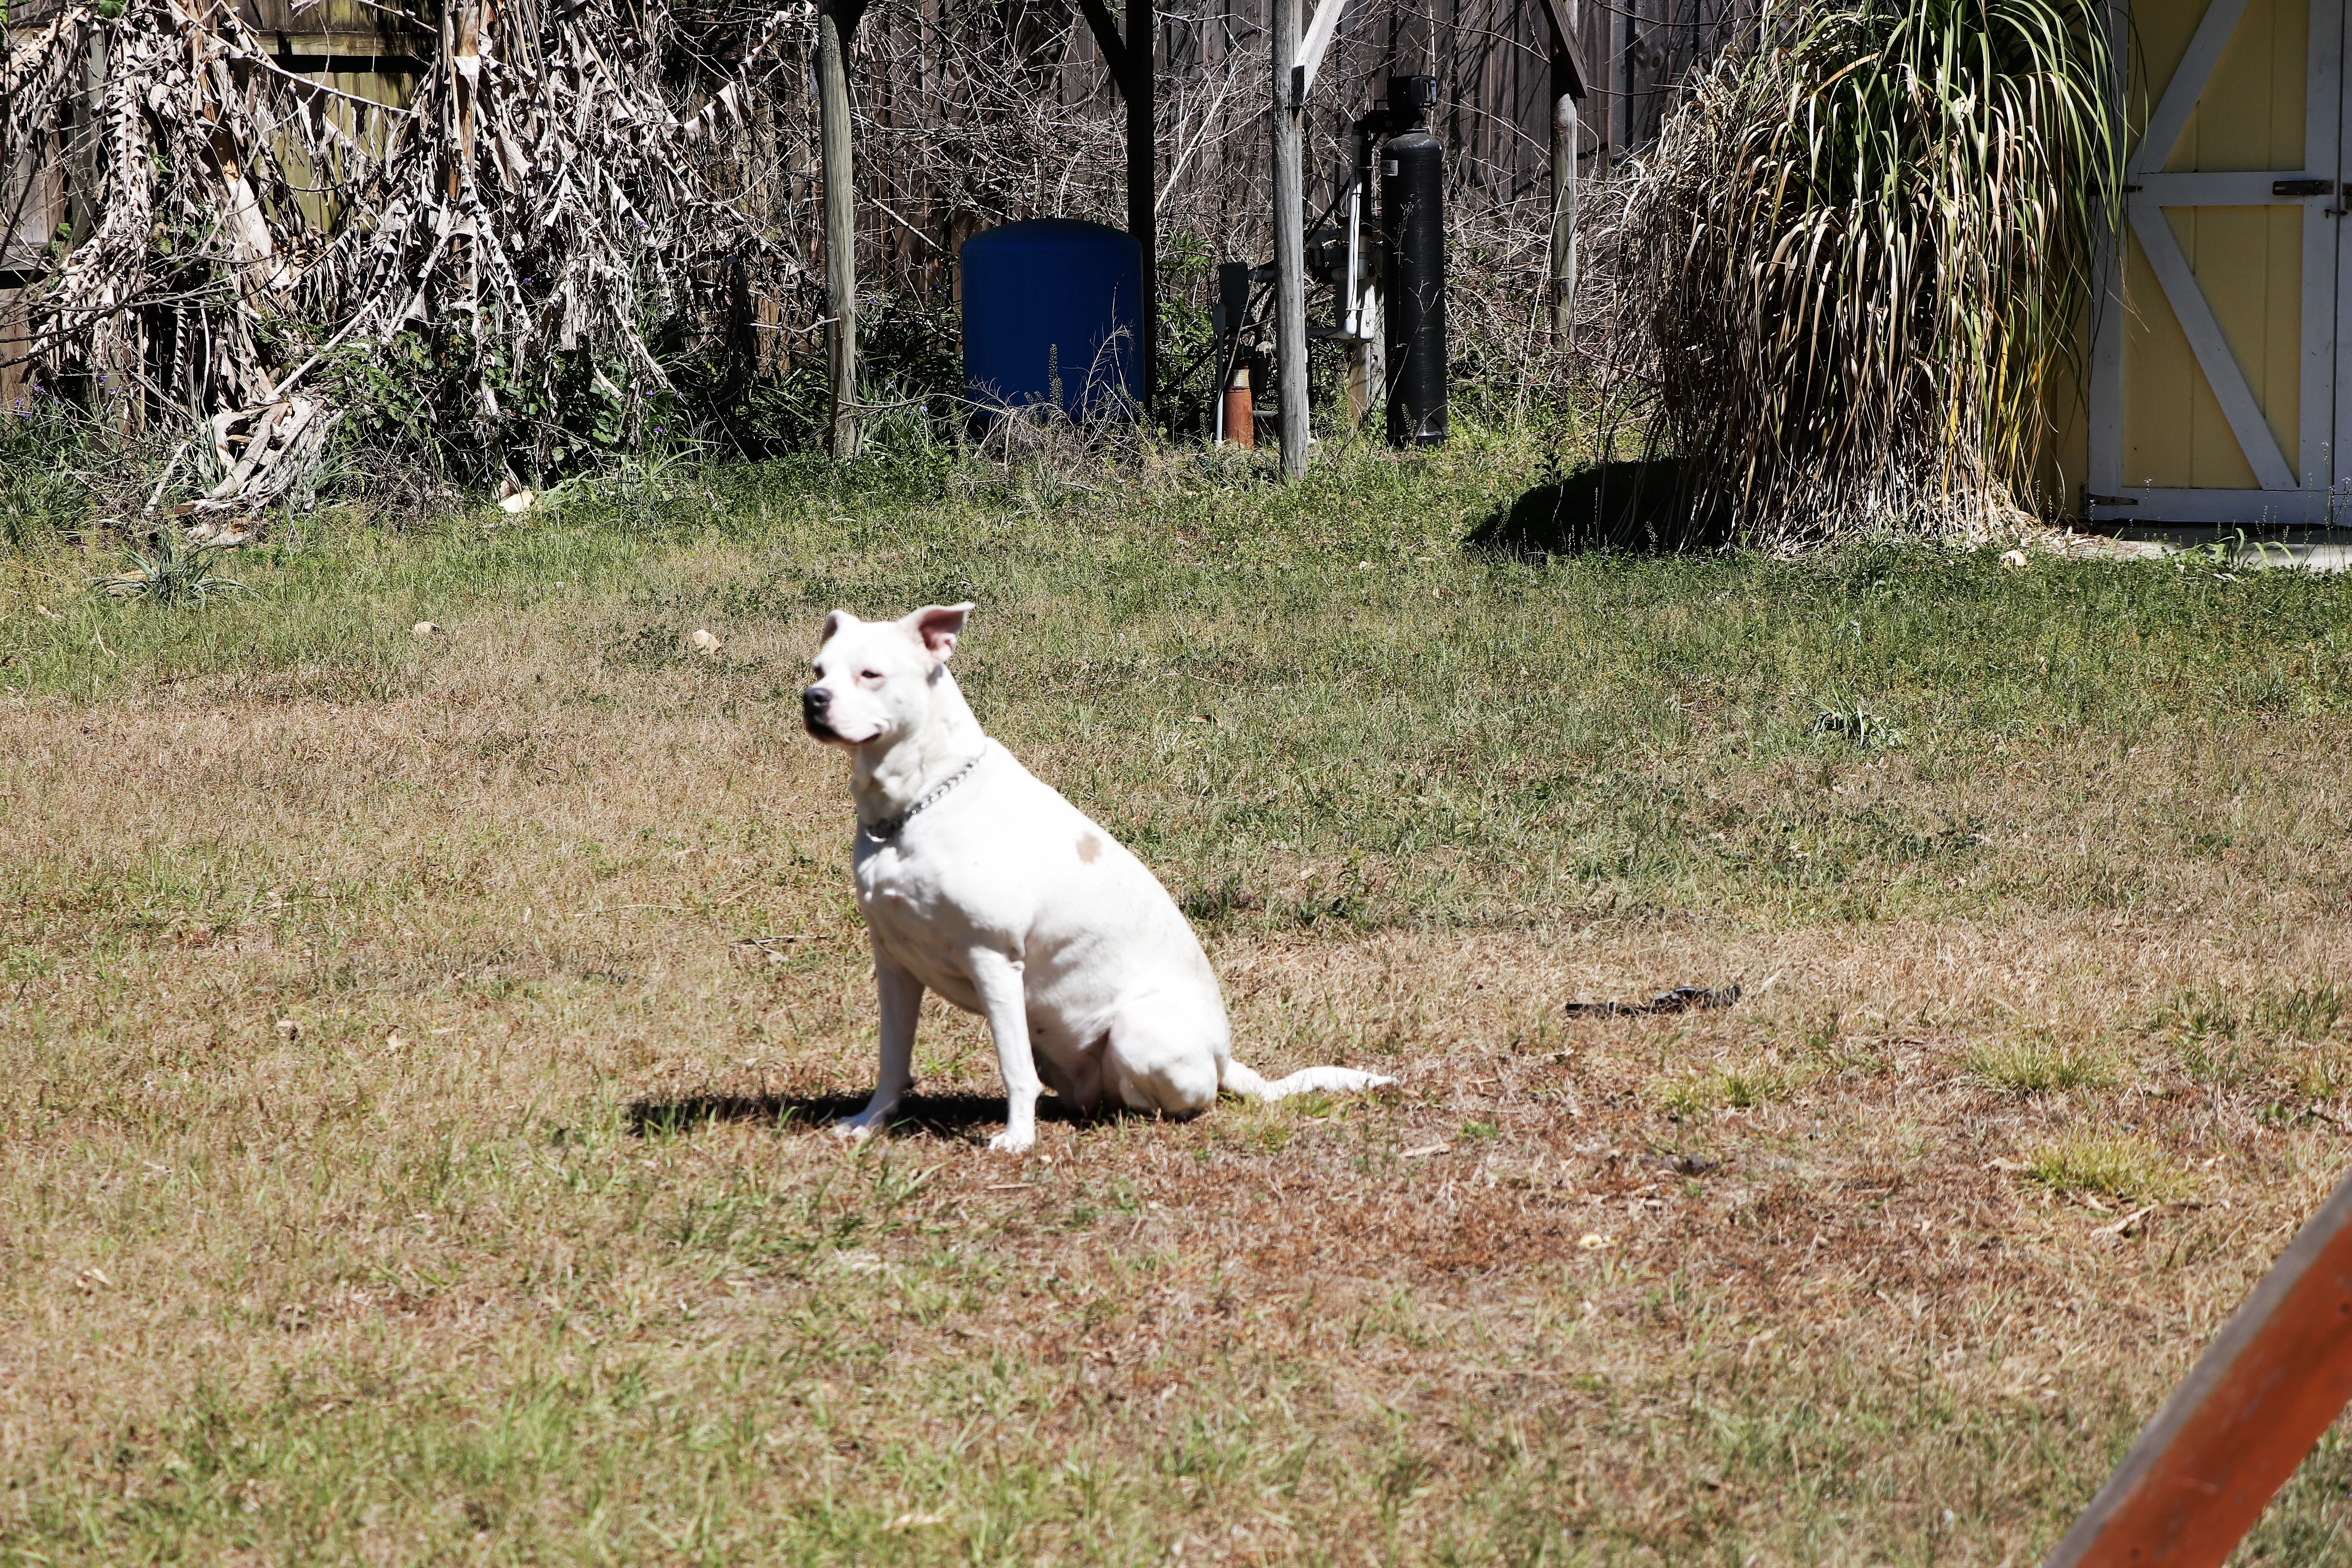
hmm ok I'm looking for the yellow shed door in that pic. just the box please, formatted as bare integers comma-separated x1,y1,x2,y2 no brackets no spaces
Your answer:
2087,0,2348,525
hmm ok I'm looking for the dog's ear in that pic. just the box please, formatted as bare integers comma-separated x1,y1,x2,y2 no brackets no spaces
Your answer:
820,608,856,647
905,603,974,661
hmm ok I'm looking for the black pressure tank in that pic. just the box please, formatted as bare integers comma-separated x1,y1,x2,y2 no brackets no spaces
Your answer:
1379,74,1446,448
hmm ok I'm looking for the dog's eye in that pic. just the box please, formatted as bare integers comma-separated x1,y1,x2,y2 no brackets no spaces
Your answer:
858,669,882,682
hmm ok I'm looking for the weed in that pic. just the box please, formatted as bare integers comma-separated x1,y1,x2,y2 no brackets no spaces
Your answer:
2295,1046,2352,1103
1650,1072,1722,1118
2,398,97,547
90,532,247,606
1650,1059,1801,1116
2023,1133,2191,1203
1719,1061,1797,1108
2161,984,2348,1089
1966,1036,2116,1095
1811,697,1905,750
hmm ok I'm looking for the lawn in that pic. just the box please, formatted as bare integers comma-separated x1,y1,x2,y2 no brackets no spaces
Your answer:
4,431,2352,1564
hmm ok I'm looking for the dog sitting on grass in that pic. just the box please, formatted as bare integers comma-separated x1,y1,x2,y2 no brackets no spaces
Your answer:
802,602,1394,1153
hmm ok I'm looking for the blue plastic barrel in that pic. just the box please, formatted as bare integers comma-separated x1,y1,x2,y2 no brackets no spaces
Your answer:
960,219,1143,420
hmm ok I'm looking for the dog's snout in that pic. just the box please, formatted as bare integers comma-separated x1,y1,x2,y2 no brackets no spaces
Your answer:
801,686,832,733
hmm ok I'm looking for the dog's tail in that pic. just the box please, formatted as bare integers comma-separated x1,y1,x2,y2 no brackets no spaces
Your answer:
1221,1059,1396,1101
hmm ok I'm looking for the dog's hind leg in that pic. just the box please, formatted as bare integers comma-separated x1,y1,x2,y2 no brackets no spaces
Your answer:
1034,1036,1107,1113
1106,1009,1221,1117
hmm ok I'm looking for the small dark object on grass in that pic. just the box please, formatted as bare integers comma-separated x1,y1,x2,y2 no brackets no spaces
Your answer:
1564,983,1741,1018
1653,1152,1722,1176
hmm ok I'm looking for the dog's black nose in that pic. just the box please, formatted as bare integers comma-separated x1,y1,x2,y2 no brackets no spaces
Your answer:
801,687,831,733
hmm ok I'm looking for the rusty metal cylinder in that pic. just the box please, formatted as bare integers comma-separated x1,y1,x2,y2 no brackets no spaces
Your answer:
1221,366,1255,449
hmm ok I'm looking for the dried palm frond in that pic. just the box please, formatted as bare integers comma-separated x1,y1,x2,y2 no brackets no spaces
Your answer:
1610,0,2123,545
4,0,806,505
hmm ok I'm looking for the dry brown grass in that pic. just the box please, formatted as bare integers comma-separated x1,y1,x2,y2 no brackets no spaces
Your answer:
5,463,2352,1563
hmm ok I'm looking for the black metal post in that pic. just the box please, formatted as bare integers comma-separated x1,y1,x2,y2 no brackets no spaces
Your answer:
1379,74,1445,447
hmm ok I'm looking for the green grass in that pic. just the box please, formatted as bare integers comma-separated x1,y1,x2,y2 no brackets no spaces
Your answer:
7,429,2352,1566
1967,1036,2118,1096
2023,1132,2193,1205
9,429,2352,939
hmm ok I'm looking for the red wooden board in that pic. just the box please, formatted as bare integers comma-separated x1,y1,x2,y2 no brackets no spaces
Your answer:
2045,1166,2352,1568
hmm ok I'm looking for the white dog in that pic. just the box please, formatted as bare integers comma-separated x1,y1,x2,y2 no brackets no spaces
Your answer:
802,603,1394,1153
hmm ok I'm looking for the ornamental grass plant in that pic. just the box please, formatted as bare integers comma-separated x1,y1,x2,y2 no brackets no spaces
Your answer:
1614,0,2124,544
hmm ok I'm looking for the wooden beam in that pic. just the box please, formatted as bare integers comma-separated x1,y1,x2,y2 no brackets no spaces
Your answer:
1538,0,1584,341
0,286,24,415
816,0,864,459
1074,0,1153,409
1125,0,1155,406
2085,0,2125,501
2044,1163,2352,1568
2131,0,2251,174
1535,0,1591,100
1074,0,1131,85
1270,0,1308,477
1295,0,1346,105
2127,202,2296,490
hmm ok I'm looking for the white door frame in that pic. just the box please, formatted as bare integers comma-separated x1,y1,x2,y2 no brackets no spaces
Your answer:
2086,0,2346,526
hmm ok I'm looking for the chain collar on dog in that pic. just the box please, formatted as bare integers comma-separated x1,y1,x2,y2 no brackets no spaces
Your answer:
859,744,989,843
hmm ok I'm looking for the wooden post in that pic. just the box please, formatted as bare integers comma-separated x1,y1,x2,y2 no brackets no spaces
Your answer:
1077,0,1158,415
1550,81,1577,341
1126,0,1155,407
816,0,862,460
2043,1163,2352,1568
1270,0,1308,479
1539,0,1587,344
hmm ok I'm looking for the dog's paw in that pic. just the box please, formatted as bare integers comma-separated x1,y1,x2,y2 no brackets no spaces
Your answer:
987,1125,1036,1155
832,1115,884,1142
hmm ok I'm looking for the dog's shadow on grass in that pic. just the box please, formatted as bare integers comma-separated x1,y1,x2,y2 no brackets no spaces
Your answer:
1468,458,1725,556
626,1091,1088,1142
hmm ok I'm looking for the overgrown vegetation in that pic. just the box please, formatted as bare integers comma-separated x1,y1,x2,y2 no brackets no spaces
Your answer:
1610,0,2122,543
1,0,1584,513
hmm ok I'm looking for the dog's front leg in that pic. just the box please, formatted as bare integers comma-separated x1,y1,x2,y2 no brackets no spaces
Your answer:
966,949,1040,1154
836,943,923,1142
